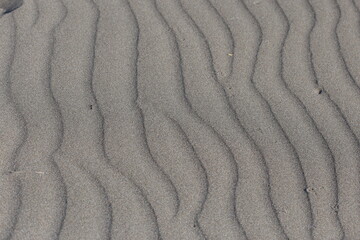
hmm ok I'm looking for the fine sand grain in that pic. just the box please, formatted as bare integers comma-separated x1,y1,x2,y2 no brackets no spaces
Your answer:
1,0,360,239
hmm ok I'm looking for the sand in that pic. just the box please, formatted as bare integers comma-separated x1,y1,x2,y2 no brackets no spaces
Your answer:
1,0,360,239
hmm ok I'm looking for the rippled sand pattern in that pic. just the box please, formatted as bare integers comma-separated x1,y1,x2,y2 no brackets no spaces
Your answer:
1,0,360,239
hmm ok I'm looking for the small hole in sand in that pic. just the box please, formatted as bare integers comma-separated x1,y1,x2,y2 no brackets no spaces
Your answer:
314,87,323,95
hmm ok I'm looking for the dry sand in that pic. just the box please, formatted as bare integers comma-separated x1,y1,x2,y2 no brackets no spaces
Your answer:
1,0,360,239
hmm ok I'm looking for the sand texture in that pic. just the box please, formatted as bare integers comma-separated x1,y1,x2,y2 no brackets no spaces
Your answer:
1,0,360,239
